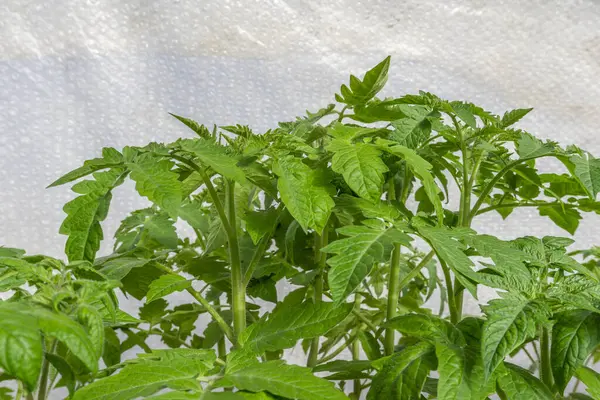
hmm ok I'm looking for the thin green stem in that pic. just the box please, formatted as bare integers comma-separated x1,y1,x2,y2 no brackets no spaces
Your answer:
351,294,363,399
468,154,553,224
153,263,235,342
243,234,271,285
396,251,435,294
226,180,246,342
337,106,349,122
307,226,329,367
37,339,56,400
316,332,360,365
476,201,553,216
540,326,554,391
385,243,402,356
170,154,232,236
440,259,457,324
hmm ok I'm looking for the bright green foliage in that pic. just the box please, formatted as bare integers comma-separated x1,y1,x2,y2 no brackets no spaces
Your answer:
127,153,182,218
273,154,335,233
323,219,412,303
5,56,600,399
178,138,247,184
335,56,390,105
481,296,550,376
367,342,434,399
72,349,216,400
60,168,124,262
328,139,388,202
239,301,352,353
575,367,600,399
0,303,43,391
551,311,600,393
496,363,553,399
570,152,600,199
146,275,192,303
218,361,348,400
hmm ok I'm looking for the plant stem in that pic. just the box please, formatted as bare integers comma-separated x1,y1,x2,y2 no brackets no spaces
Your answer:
540,326,554,391
37,339,56,400
226,180,245,342
440,259,457,324
316,332,361,365
385,243,402,356
307,226,329,367
153,263,235,342
352,294,363,399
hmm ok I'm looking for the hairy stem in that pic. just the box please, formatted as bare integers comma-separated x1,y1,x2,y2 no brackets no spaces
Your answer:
385,243,402,355
352,294,363,399
226,180,246,342
307,226,329,367
154,263,235,342
440,259,457,324
37,339,56,400
540,326,554,391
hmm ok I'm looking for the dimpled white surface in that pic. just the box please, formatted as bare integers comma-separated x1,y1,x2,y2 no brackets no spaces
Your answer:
2,0,600,396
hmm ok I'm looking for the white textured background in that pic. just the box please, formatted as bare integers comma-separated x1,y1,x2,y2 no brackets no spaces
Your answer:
2,0,600,396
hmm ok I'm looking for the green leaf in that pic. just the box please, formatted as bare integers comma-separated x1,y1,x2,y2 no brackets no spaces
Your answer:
147,391,203,400
570,152,600,199
538,204,581,235
169,113,212,139
48,147,124,188
481,295,549,376
575,366,600,399
367,342,434,400
496,363,553,400
450,102,477,128
551,310,600,393
218,361,348,400
72,349,216,400
239,301,352,353
384,313,464,345
179,138,247,184
463,234,531,280
414,223,479,297
46,353,76,396
0,303,43,391
390,116,432,149
323,219,412,303
98,257,151,281
142,212,179,249
60,169,123,262
377,140,444,223
32,307,99,373
500,108,533,128
127,153,182,217
146,275,192,303
273,155,335,233
243,208,279,245
384,314,468,400
327,139,388,202
516,132,559,160
77,305,105,360
336,56,391,106
436,343,466,400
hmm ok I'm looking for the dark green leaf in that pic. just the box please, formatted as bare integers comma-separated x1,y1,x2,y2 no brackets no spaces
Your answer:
239,301,352,353
218,361,348,400
551,310,600,393
146,275,192,303
127,153,182,217
323,219,412,303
